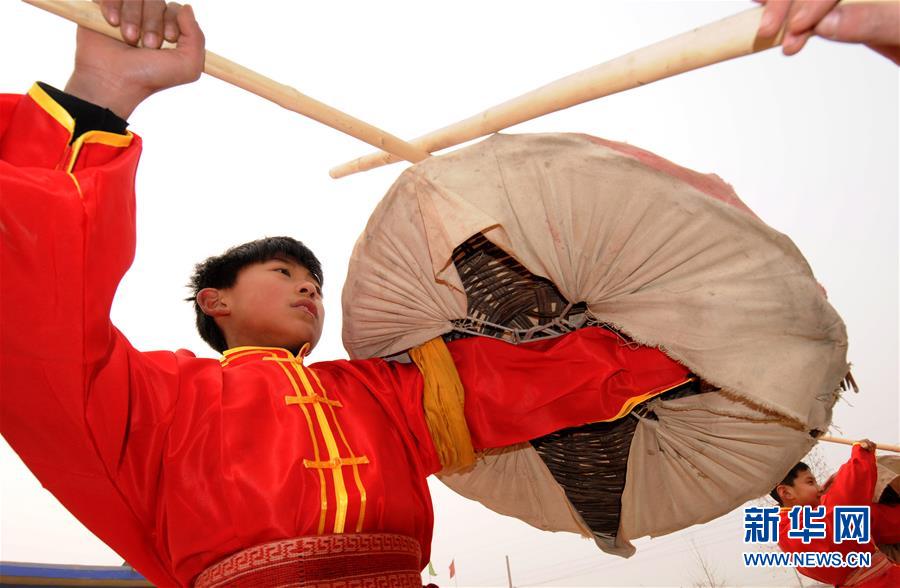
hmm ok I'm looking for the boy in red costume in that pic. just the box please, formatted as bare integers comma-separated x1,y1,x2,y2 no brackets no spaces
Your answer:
772,441,900,587
0,2,690,586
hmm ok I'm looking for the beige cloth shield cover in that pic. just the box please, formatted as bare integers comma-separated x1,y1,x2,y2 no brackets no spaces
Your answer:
342,133,847,553
438,394,816,556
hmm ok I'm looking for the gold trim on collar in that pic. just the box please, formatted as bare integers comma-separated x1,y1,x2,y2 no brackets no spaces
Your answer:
222,345,295,356
220,346,295,366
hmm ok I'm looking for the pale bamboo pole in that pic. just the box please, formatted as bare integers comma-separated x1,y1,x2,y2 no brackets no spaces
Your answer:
22,0,430,165
819,435,900,453
330,0,883,179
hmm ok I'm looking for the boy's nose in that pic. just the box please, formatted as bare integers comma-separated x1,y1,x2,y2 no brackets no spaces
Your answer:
297,282,317,297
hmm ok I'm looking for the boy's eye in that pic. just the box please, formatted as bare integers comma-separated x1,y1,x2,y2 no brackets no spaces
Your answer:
275,268,290,276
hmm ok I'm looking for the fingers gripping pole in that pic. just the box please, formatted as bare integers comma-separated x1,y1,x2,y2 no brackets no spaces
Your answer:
22,0,431,166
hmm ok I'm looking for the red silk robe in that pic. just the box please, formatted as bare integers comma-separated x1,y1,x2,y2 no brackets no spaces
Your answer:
0,85,690,587
778,445,900,587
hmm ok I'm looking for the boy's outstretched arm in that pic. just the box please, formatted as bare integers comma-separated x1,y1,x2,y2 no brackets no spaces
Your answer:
0,2,203,585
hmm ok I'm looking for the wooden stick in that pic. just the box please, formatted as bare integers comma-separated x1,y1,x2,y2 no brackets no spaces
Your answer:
330,0,882,179
819,435,900,453
22,0,430,165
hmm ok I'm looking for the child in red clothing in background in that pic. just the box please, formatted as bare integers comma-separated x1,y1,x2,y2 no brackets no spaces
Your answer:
771,440,900,587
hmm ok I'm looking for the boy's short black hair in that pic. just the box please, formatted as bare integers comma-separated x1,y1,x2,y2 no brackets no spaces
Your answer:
187,236,323,353
770,461,810,505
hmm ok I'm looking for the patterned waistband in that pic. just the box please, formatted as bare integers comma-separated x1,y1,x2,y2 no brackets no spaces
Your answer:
193,533,423,588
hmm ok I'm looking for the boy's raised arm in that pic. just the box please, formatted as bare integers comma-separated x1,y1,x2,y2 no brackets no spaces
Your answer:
0,3,204,584
820,441,879,508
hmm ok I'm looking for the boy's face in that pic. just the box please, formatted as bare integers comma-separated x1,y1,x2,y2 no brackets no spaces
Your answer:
217,257,324,353
779,469,821,507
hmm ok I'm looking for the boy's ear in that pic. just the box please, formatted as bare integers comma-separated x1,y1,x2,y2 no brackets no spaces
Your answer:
197,288,230,317
776,484,792,503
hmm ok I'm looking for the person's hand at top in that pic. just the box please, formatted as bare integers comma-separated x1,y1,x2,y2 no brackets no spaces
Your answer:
64,0,206,119
756,0,900,65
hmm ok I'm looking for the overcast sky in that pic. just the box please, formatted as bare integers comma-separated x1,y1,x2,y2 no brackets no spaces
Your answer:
1,1,897,586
